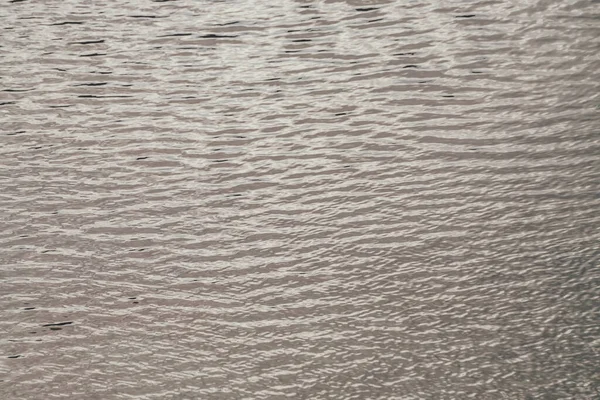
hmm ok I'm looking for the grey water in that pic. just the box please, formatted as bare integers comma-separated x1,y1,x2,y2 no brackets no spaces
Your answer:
1,0,599,399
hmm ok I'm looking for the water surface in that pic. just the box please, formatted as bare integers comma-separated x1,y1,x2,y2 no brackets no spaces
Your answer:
1,0,599,399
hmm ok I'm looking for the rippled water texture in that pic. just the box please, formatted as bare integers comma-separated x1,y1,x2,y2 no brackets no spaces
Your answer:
1,0,599,398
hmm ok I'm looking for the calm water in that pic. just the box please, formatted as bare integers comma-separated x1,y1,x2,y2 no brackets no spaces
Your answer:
1,0,599,399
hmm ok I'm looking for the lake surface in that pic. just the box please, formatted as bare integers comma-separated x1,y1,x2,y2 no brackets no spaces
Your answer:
1,0,599,399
